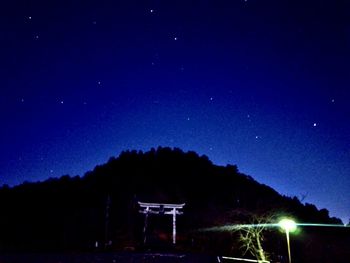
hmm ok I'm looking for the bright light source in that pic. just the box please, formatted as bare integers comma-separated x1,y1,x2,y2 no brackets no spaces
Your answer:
279,218,297,232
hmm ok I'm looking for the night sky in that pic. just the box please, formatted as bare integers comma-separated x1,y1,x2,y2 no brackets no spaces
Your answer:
1,0,349,222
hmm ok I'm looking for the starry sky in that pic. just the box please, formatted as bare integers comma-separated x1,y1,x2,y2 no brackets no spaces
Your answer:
1,0,349,222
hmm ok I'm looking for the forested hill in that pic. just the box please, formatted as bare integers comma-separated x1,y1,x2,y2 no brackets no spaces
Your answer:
0,147,342,252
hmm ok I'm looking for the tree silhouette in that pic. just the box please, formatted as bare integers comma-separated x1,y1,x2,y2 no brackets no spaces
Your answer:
0,147,345,256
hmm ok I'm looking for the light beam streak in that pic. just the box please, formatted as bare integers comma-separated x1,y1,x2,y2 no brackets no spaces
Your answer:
200,223,348,232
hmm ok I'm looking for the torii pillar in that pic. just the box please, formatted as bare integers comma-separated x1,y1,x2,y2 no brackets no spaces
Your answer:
138,201,185,245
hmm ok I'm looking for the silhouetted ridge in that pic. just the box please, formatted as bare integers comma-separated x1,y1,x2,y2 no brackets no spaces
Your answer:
0,147,343,254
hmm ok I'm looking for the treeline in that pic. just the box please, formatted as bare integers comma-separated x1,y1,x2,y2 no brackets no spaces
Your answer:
0,147,345,256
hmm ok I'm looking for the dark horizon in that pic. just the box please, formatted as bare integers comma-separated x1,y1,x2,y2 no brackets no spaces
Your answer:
0,146,347,261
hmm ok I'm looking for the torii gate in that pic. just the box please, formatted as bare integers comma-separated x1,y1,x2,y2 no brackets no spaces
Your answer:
138,201,185,245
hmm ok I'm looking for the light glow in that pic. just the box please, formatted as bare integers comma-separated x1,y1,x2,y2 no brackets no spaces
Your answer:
279,218,297,232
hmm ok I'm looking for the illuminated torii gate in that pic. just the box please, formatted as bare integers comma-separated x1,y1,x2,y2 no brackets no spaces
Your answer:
138,201,185,245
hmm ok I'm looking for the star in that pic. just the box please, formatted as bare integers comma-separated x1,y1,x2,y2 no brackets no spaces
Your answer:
34,35,39,40
255,136,259,139
313,123,317,127
20,98,25,103
174,37,178,41
247,114,251,122
60,100,64,104
97,81,101,85
331,99,335,103
209,97,214,101
150,9,154,13
92,21,97,25
187,117,190,121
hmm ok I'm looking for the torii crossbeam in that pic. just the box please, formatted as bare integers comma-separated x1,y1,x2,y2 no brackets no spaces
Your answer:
138,201,185,245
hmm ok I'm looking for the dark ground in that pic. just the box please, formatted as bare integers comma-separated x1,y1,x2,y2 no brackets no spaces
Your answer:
0,252,218,263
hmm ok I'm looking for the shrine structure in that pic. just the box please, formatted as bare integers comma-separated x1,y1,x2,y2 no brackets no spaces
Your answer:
138,201,185,245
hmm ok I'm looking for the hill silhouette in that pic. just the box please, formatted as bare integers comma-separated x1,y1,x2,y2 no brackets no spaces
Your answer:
0,147,347,261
